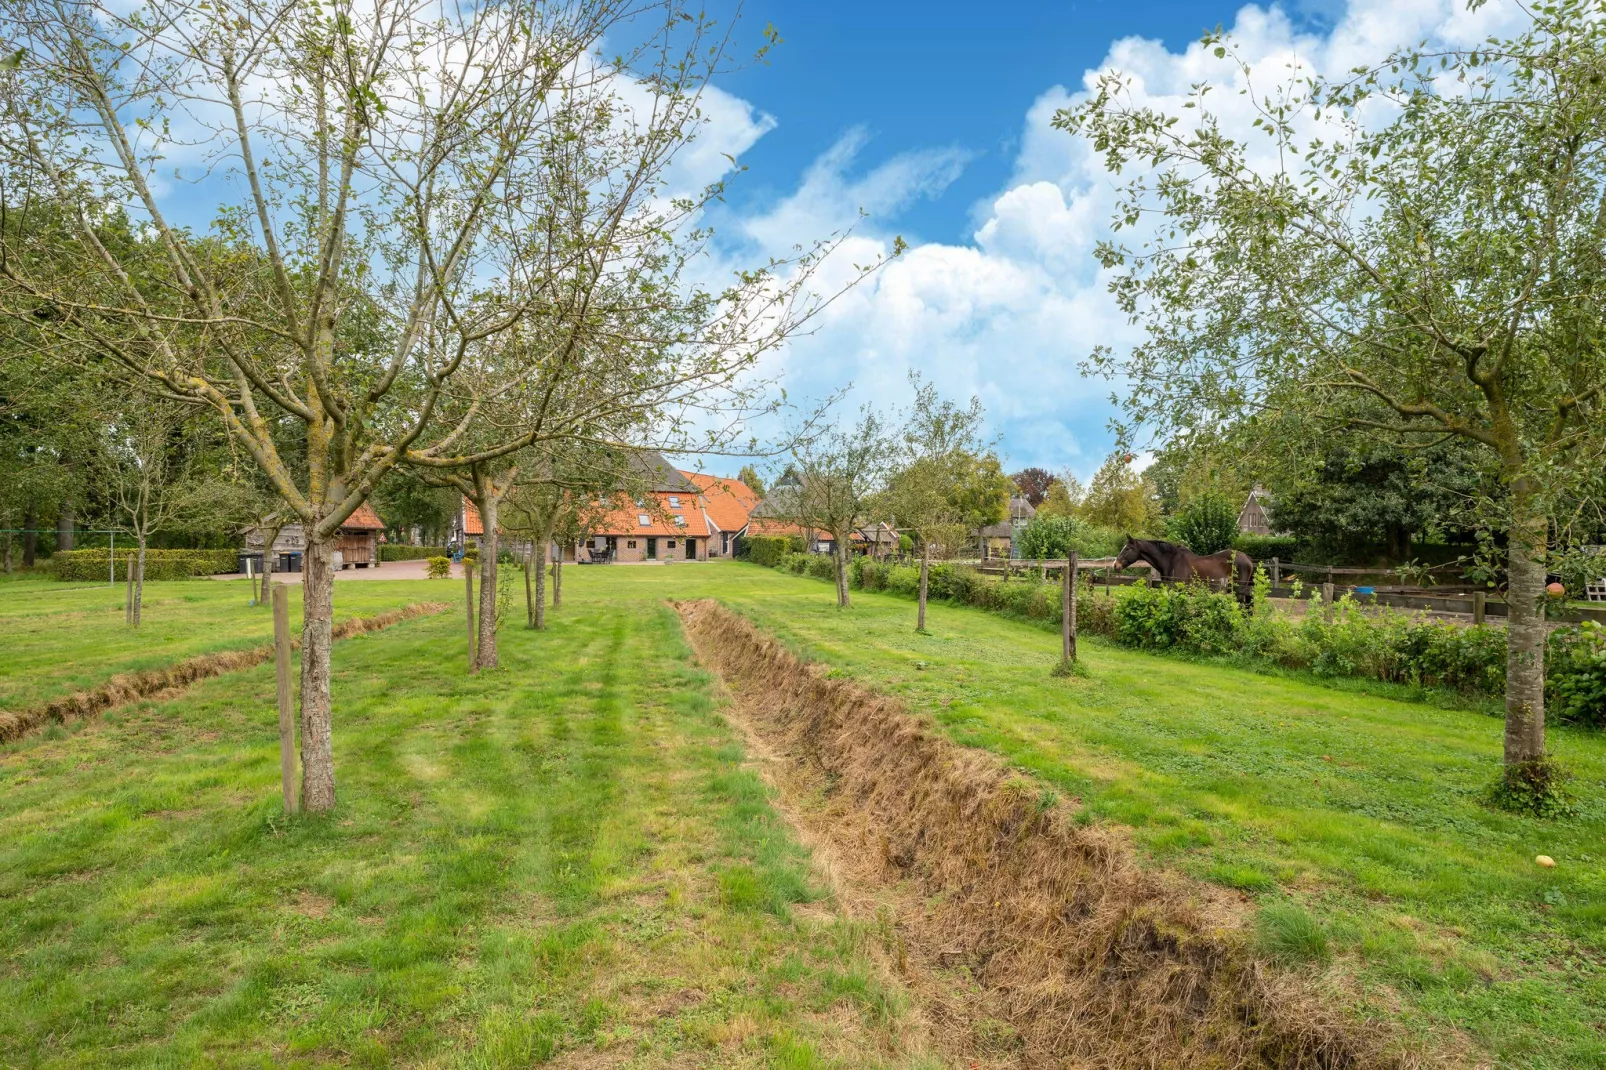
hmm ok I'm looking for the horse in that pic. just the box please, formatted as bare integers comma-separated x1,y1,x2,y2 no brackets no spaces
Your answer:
1113,537,1254,608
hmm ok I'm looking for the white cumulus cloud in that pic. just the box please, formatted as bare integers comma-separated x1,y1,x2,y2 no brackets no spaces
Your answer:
718,0,1535,479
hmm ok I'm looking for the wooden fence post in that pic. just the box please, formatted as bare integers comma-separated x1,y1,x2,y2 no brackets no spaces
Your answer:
464,563,477,671
125,554,134,623
1270,557,1280,588
1322,581,1335,610
1473,590,1486,625
1055,554,1078,675
272,583,298,814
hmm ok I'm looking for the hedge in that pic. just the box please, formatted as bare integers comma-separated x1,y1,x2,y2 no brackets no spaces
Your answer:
829,555,1606,727
50,548,238,581
379,544,448,562
743,535,803,567
1233,534,1299,561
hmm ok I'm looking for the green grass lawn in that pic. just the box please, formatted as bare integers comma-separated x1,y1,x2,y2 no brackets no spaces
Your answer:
0,576,447,712
0,576,937,1068
571,562,1605,1069
3,560,1604,1067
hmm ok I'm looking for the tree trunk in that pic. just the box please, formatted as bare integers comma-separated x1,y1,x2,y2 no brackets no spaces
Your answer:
133,536,146,627
57,500,74,553
298,534,338,812
834,540,851,608
552,554,562,609
917,542,930,632
1,531,11,573
1503,486,1548,770
533,532,548,631
475,494,500,671
524,550,535,628
22,504,36,567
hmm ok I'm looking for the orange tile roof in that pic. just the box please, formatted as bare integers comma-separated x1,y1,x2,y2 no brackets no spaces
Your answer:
679,471,759,533
462,498,484,536
745,516,828,541
589,491,710,538
343,502,386,531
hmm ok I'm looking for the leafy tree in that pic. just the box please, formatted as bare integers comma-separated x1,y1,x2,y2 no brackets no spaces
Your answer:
0,0,867,809
736,464,766,497
1034,473,1084,519
1266,441,1483,561
1065,3,1606,799
1166,491,1239,556
792,407,894,608
97,397,233,625
879,377,1008,631
1018,515,1082,560
1011,466,1056,507
1079,454,1161,535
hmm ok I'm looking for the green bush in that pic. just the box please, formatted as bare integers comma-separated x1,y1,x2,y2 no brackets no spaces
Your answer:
49,548,238,581
745,535,802,567
1113,582,1247,655
380,544,448,562
426,556,451,579
1234,534,1299,562
1548,621,1606,728
1166,492,1241,556
1017,515,1125,560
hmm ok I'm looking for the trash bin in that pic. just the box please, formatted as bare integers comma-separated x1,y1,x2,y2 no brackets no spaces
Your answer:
236,552,264,575
279,552,303,574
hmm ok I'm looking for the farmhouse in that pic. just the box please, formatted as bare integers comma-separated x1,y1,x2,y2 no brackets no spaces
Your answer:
678,471,760,558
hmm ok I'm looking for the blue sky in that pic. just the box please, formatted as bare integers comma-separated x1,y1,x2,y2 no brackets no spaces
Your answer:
680,0,1520,481
715,1,1335,247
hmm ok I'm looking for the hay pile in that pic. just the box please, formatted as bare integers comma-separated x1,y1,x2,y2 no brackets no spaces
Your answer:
0,602,448,743
677,598,1420,1070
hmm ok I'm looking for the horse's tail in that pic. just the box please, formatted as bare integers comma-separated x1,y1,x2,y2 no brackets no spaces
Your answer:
1234,551,1254,608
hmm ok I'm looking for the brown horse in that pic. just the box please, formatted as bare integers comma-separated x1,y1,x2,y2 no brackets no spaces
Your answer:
1114,537,1254,608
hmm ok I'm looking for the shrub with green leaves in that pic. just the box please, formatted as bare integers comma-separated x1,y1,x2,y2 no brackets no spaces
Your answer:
379,544,448,562
426,556,451,579
49,548,238,581
1017,515,1125,560
1234,534,1298,563
1548,622,1606,729
1166,492,1241,556
744,535,802,567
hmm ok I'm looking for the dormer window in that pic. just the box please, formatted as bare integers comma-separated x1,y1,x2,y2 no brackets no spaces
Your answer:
668,496,680,508
638,514,651,527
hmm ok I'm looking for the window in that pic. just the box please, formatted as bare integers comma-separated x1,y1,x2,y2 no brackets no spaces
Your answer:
668,496,680,508
627,540,637,549
667,540,676,549
673,514,685,525
638,514,651,527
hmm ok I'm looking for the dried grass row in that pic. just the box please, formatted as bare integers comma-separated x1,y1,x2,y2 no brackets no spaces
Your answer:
676,598,1421,1070
0,601,450,743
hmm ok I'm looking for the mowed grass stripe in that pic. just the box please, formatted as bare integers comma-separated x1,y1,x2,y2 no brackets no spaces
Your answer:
0,585,936,1068
540,562,1606,1069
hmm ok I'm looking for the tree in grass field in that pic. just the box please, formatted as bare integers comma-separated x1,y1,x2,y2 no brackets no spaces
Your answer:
0,0,875,811
880,378,1011,632
791,406,895,609
1064,1,1606,808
